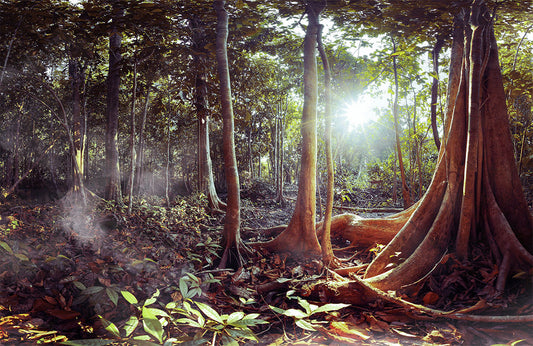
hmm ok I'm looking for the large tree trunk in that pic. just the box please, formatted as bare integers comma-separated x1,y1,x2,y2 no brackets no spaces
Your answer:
104,1,123,205
359,2,533,293
191,17,226,211
257,1,325,255
214,0,246,269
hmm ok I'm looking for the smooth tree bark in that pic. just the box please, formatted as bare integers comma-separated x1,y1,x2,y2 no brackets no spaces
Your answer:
391,37,412,208
191,17,226,211
133,84,151,194
430,37,445,150
68,54,87,205
329,1,533,294
316,23,337,266
257,1,325,256
214,0,247,269
275,104,286,205
127,60,137,214
104,0,123,205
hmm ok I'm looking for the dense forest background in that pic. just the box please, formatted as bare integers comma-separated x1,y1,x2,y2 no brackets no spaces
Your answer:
0,0,532,345
1,0,530,206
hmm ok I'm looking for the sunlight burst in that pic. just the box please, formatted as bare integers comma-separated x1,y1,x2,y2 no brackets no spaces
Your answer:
341,94,380,129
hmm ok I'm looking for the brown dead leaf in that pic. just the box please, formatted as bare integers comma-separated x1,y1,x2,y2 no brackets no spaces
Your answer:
43,296,57,305
375,309,412,323
423,291,440,305
47,309,80,320
327,320,371,340
98,277,111,287
363,312,390,332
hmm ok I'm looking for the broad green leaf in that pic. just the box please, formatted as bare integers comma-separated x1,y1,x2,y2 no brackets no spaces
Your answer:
143,317,164,344
243,313,261,320
226,311,245,324
84,286,104,295
143,307,169,318
298,298,311,314
106,288,118,306
165,301,177,309
228,327,258,341
295,319,316,331
0,241,13,254
124,315,139,337
174,317,203,328
281,308,308,319
285,290,296,297
311,303,350,315
179,277,189,297
15,253,29,261
195,302,223,324
269,305,285,315
98,316,120,337
121,290,138,305
144,289,160,306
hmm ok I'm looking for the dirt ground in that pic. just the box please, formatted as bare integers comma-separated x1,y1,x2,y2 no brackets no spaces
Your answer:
0,182,531,345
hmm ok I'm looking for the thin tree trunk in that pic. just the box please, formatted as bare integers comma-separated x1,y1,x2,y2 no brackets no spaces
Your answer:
215,0,246,269
128,61,137,214
317,21,336,266
134,84,151,194
104,1,123,205
431,38,445,150
68,56,87,205
391,37,412,208
192,17,225,211
165,93,171,207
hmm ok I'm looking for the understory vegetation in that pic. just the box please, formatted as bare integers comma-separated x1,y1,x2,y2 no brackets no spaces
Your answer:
0,188,531,345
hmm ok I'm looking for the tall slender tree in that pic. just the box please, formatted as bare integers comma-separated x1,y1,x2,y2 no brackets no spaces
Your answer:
214,0,247,268
104,0,123,204
258,0,326,255
316,22,337,266
190,16,226,211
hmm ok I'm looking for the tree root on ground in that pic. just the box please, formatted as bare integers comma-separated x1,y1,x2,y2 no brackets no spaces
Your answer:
313,270,533,323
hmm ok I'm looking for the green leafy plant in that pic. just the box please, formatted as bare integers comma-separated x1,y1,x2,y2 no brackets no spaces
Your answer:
100,289,175,345
167,300,266,345
195,236,221,265
179,272,219,299
168,274,266,345
269,291,349,331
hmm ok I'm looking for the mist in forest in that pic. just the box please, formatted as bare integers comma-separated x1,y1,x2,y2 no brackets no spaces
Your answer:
60,193,104,248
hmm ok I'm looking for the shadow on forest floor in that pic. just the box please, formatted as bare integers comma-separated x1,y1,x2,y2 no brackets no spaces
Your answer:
0,181,531,345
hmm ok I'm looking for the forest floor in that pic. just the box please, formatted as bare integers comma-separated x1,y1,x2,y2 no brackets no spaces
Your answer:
0,181,532,345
